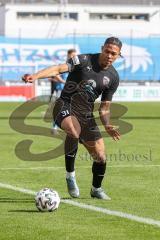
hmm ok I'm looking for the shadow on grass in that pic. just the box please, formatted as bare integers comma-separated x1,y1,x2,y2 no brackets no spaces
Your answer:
61,197,91,200
0,198,34,203
8,209,39,213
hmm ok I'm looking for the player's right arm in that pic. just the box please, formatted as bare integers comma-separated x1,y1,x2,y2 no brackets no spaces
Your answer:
22,63,68,83
48,75,65,84
99,101,120,141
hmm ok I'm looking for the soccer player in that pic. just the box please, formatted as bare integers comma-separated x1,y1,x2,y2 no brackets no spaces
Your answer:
22,37,121,200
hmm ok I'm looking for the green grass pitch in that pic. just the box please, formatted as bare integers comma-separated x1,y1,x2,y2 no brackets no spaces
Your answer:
0,101,160,240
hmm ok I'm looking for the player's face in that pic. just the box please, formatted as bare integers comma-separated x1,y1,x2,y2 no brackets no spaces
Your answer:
99,44,120,68
68,51,77,59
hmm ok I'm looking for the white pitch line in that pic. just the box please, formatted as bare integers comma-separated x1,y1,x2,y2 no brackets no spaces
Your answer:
0,165,159,170
0,182,160,228
0,182,35,195
0,167,66,170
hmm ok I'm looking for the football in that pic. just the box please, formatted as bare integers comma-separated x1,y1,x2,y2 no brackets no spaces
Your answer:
35,188,60,212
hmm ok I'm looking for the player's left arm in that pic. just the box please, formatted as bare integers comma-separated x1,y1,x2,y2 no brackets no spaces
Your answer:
99,101,120,141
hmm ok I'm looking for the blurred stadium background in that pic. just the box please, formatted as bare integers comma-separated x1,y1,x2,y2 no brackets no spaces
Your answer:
0,0,160,101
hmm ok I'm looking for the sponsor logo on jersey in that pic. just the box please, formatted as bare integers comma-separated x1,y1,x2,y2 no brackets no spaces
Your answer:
86,66,92,72
72,55,80,65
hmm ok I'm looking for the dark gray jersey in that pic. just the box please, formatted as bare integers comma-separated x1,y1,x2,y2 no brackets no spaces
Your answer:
60,53,119,104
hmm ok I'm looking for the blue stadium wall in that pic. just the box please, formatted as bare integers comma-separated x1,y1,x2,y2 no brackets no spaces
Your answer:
0,36,160,81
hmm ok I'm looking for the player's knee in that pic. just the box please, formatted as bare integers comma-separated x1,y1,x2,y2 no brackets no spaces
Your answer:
68,132,80,139
92,151,106,164
61,117,81,139
98,155,106,164
66,127,80,139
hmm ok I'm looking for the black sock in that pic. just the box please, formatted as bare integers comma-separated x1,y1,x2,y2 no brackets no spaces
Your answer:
92,161,106,188
65,136,78,172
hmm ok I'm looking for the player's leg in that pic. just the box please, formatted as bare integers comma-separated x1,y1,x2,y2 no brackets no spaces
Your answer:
51,122,58,135
83,138,111,200
48,85,58,134
61,115,81,139
53,98,81,138
65,135,78,173
61,117,80,198
57,112,80,174
64,135,79,198
53,99,81,197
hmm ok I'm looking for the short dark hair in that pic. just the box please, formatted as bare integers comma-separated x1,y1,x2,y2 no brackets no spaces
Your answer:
104,37,122,49
67,49,76,55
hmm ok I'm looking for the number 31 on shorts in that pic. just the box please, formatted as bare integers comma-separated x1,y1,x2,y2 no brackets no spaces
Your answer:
61,110,69,117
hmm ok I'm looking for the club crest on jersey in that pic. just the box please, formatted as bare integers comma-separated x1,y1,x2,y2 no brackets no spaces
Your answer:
72,55,80,65
87,79,96,88
103,76,110,86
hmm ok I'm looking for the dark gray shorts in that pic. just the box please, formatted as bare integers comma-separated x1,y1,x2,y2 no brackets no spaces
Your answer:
53,98,102,142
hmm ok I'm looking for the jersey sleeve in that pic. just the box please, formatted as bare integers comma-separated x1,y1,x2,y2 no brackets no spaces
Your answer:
101,75,119,101
66,54,87,72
